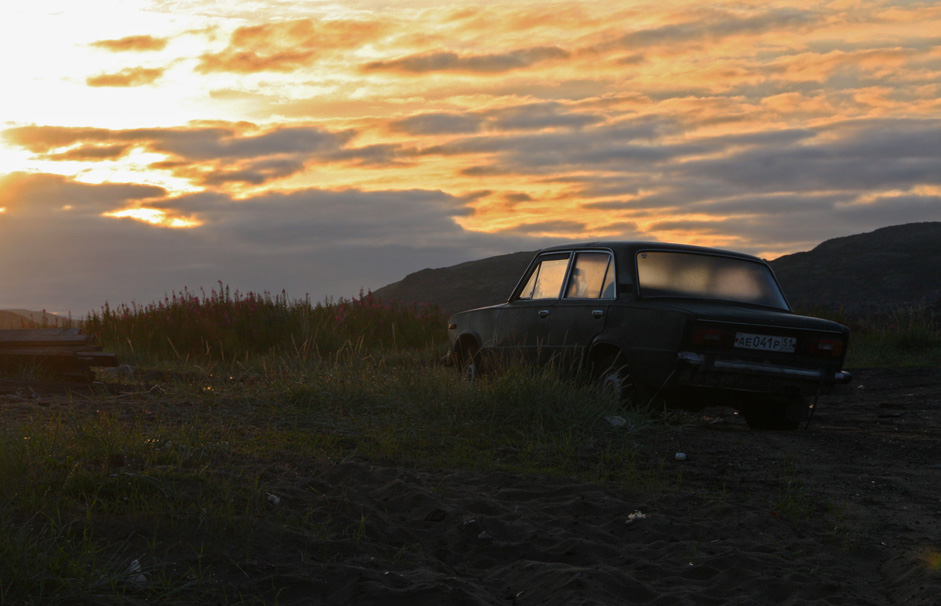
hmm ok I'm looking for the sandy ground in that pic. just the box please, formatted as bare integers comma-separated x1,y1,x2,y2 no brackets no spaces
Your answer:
225,367,941,605
3,367,940,604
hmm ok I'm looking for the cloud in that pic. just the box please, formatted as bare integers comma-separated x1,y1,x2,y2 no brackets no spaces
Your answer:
487,102,604,131
3,125,113,153
422,119,684,181
145,125,356,161
46,144,133,161
610,7,817,50
363,46,569,74
197,18,386,73
5,1,941,314
0,172,165,216
390,113,484,136
3,123,363,187
90,35,168,52
496,220,588,236
0,172,551,313
678,119,941,193
86,67,164,87
389,102,601,136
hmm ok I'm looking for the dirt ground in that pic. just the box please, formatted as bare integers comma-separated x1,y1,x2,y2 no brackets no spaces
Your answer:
3,367,940,604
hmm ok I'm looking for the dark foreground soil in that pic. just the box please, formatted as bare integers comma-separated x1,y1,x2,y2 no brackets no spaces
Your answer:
240,367,941,605
3,367,940,604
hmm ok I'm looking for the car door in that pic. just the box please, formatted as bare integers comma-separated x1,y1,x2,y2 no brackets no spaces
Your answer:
494,252,571,364
546,251,617,368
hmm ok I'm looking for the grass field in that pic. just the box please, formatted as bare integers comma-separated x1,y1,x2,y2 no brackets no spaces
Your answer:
1,289,938,603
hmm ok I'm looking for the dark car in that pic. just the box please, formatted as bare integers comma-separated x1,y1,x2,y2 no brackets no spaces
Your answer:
447,241,851,430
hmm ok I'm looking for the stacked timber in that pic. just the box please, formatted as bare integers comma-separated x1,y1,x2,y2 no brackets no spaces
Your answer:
0,328,118,380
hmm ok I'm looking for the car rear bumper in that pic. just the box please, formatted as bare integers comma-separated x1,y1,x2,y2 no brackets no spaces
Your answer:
676,351,851,393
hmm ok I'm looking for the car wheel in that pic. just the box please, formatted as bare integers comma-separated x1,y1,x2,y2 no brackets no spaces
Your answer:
741,397,805,430
455,342,481,383
594,355,639,406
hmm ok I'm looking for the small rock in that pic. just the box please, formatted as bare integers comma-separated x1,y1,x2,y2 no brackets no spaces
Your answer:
675,452,688,461
626,510,646,524
605,415,628,428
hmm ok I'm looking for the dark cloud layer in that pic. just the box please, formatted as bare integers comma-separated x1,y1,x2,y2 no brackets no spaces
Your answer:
364,46,569,74
610,7,816,49
0,172,165,215
0,172,559,313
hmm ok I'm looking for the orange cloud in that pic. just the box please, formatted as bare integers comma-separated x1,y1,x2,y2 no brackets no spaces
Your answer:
86,67,164,87
46,144,133,161
90,35,168,52
363,46,569,74
103,207,201,228
3,122,366,190
197,18,387,74
0,172,165,216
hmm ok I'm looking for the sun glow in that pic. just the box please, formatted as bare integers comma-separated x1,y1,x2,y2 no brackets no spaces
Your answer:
104,208,202,228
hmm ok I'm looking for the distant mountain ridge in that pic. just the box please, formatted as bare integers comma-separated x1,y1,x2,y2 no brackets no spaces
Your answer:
771,222,941,314
372,222,941,316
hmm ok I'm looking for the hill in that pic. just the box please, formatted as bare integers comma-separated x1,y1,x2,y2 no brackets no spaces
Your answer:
371,251,535,315
0,311,33,329
770,222,941,315
0,309,73,329
372,222,941,316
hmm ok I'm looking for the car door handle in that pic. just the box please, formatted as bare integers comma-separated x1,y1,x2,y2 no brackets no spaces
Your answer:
592,309,605,319
538,309,550,318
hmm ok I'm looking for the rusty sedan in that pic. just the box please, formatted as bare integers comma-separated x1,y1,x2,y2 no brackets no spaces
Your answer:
447,242,851,430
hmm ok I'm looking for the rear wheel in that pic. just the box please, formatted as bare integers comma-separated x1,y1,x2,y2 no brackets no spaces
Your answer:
593,353,643,407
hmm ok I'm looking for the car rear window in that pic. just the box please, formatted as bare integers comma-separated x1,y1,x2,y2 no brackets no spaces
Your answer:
636,251,788,309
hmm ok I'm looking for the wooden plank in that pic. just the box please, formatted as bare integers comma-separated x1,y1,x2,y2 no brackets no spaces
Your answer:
0,351,118,367
0,328,82,339
0,329,118,378
0,347,101,356
0,328,95,349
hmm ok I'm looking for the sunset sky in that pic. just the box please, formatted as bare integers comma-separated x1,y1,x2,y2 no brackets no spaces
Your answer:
2,0,940,314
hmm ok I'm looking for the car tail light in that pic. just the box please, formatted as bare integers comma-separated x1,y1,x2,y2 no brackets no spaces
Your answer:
806,337,844,358
691,327,733,347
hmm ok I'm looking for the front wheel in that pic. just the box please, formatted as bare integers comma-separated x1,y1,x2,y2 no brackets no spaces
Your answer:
454,342,481,383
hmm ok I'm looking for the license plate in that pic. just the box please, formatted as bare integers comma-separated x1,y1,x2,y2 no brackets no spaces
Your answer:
734,333,796,353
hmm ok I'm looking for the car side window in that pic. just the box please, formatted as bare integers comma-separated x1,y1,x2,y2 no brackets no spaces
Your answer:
565,252,615,299
517,256,570,300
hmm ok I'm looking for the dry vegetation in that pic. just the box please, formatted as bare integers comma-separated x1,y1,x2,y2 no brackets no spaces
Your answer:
1,287,939,604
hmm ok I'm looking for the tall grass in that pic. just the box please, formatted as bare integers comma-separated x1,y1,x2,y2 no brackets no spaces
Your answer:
0,344,647,604
800,304,941,367
84,283,445,363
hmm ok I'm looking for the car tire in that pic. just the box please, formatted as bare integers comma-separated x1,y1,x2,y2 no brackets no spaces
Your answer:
455,342,481,383
741,397,805,430
593,354,642,407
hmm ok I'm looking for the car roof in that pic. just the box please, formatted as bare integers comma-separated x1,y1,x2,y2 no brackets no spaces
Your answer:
535,241,765,263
